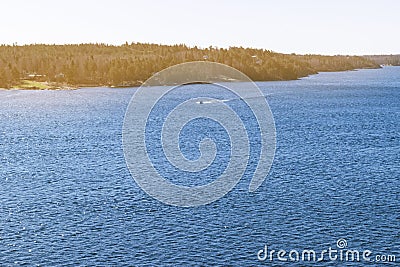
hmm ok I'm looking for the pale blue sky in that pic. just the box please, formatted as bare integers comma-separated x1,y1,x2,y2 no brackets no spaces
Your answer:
1,0,399,55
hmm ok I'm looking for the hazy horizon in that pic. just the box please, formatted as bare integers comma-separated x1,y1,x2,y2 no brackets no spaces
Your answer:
1,0,399,56
1,42,399,57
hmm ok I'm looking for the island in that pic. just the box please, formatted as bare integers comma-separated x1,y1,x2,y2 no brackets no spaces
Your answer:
0,43,387,89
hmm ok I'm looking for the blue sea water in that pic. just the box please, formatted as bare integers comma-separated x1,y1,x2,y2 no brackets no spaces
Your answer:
0,67,399,266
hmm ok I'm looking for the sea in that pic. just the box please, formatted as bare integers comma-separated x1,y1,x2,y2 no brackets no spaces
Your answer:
0,66,399,266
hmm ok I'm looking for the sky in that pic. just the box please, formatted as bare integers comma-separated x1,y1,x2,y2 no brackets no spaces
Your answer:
0,0,399,55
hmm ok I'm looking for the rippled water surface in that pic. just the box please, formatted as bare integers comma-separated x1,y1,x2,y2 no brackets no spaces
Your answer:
1,67,399,266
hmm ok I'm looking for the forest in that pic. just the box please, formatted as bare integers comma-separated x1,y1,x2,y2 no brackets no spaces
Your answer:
364,55,400,66
0,43,381,88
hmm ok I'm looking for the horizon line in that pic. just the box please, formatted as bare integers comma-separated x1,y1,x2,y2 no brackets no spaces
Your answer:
1,42,399,57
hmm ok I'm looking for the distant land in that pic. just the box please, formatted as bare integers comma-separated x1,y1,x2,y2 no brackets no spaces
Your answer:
364,55,400,66
0,43,397,89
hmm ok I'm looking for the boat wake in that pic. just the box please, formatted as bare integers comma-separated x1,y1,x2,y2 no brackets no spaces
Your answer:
195,95,271,105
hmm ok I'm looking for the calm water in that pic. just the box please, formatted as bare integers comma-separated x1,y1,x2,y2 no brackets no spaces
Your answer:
1,67,399,266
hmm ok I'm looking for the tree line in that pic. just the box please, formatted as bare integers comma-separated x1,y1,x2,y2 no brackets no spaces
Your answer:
0,43,381,88
364,55,400,66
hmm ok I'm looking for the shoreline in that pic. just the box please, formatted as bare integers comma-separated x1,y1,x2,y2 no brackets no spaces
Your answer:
3,66,388,91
